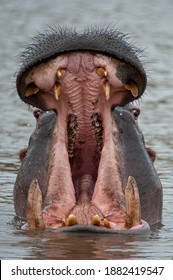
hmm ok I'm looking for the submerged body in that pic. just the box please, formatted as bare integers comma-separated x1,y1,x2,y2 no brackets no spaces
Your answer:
14,27,162,233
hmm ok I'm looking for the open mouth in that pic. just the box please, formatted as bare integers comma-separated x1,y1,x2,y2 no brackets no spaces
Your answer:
18,51,148,231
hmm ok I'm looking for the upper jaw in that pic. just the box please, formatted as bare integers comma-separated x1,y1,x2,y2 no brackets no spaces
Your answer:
16,26,147,104
18,51,144,111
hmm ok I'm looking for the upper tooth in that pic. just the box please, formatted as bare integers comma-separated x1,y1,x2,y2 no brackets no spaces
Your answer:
57,68,66,78
97,67,108,77
124,81,139,98
103,80,110,100
125,176,142,229
25,84,40,97
54,82,61,100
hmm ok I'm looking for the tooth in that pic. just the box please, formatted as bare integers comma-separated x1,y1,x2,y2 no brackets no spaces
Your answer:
97,67,107,77
25,84,40,97
92,214,101,226
27,179,45,229
125,176,142,229
103,80,110,100
124,81,139,98
61,218,67,227
57,68,66,78
54,82,61,100
103,218,111,228
67,214,78,226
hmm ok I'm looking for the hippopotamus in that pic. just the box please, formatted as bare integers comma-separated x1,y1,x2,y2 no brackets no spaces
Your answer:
14,27,163,234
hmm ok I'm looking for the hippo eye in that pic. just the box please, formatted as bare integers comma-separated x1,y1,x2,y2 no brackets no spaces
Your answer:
33,109,41,119
132,108,140,120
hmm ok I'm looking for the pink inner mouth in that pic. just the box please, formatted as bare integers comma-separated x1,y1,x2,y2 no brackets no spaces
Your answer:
23,52,143,230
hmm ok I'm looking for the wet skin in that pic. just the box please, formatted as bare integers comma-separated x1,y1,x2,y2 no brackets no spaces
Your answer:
14,27,162,233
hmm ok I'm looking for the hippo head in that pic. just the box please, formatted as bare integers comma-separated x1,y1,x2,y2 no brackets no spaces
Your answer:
14,27,162,234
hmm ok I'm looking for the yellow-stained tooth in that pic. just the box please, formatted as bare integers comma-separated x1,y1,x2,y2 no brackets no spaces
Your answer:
125,176,142,229
25,84,40,97
103,80,110,100
92,214,101,226
57,68,66,78
103,218,111,228
124,81,139,98
67,214,78,226
61,218,67,227
27,179,45,229
96,67,108,77
54,82,61,100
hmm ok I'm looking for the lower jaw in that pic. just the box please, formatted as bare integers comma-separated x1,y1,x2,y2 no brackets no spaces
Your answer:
57,221,150,234
23,175,149,234
21,107,147,233
22,218,150,235
42,199,126,230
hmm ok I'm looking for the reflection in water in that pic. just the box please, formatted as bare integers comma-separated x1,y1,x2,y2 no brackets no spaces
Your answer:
15,230,155,260
0,0,173,259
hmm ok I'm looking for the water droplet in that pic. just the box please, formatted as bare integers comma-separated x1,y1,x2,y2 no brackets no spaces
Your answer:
120,107,123,116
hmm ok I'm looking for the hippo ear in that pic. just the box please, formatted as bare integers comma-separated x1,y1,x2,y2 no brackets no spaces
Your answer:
146,147,157,163
19,148,28,162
